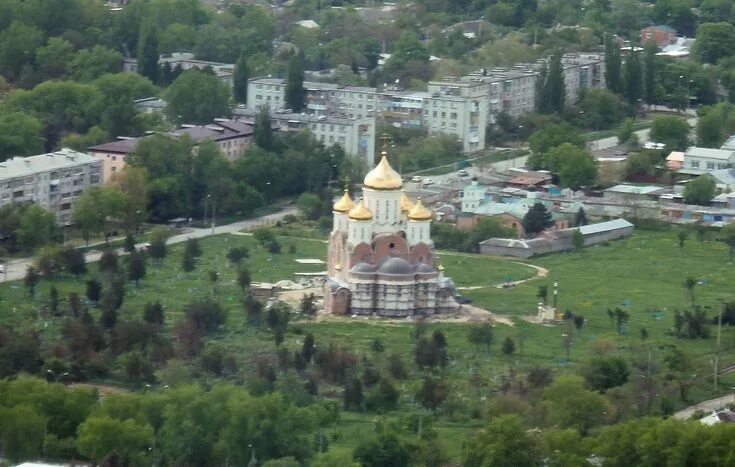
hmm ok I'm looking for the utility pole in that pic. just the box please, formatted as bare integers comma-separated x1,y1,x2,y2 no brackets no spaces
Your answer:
211,197,216,235
714,302,723,390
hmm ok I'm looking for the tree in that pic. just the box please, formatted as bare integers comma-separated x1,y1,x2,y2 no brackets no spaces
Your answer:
664,346,697,400
720,222,735,260
522,203,553,236
186,299,226,334
649,116,690,151
227,246,249,269
127,251,146,287
468,323,493,352
231,53,250,105
144,301,164,326
527,123,584,170
579,89,625,130
605,38,622,94
572,229,584,251
502,337,515,355
254,106,274,151
86,279,102,304
73,187,127,245
573,207,588,227
24,266,40,297
353,433,410,467
16,204,58,252
148,231,168,266
677,230,688,253
463,415,538,467
285,52,305,112
551,144,597,189
623,50,642,106
108,166,150,233
296,193,323,220
61,246,87,278
76,416,154,465
182,250,196,272
696,102,735,147
544,52,565,113
237,267,251,291
137,21,159,83
543,375,609,435
300,293,317,315
0,21,44,82
416,376,448,411
0,404,47,462
185,237,202,258
343,377,364,410
36,37,74,79
68,46,123,82
684,176,716,206
164,70,230,124
302,333,316,363
0,111,43,161
683,276,697,305
695,22,735,64
582,356,630,392
643,41,657,106
99,249,119,274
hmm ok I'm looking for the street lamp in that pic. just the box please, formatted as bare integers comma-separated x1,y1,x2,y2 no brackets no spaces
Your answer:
553,281,559,310
204,194,211,229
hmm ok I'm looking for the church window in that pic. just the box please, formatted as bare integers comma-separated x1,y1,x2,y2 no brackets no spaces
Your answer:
389,242,395,249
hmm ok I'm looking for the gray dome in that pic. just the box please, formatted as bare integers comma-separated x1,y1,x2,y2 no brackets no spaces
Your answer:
350,262,376,274
377,257,414,275
415,263,435,274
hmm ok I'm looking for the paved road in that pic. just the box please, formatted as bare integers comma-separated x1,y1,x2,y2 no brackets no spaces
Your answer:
674,393,735,420
588,117,698,151
1,207,298,283
406,154,530,190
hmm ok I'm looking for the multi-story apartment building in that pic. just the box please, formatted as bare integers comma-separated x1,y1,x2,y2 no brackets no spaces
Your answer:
375,90,427,129
248,78,378,119
424,80,488,153
560,53,606,103
0,149,102,225
460,67,537,124
124,52,235,87
89,119,254,182
233,108,376,166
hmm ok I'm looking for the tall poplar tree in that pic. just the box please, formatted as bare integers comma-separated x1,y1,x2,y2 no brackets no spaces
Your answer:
233,54,249,105
643,41,657,107
535,62,550,114
254,106,273,151
624,50,642,106
285,52,305,112
137,21,159,84
546,52,565,114
605,37,622,94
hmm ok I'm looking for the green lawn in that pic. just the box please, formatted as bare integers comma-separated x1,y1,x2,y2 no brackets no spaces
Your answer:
3,228,735,462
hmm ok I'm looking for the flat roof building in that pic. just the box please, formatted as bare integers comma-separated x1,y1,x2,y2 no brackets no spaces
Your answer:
0,149,102,225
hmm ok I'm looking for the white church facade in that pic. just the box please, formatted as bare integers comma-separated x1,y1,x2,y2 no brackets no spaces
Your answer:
324,148,459,316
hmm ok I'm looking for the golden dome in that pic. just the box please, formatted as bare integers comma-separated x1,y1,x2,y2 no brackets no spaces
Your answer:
408,198,432,221
363,152,402,190
400,192,414,213
333,190,355,213
348,198,373,221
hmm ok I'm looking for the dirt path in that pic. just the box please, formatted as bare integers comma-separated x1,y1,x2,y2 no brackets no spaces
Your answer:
674,393,735,420
455,260,549,291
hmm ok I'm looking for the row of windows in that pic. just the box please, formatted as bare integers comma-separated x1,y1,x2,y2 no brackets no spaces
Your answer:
689,160,728,170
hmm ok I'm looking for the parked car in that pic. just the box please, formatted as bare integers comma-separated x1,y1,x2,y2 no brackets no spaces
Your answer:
423,178,434,186
455,295,473,304
411,176,422,183
0,264,4,274
457,169,469,177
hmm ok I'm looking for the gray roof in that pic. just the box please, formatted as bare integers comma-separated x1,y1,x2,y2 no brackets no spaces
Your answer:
0,149,98,180
709,169,735,186
605,184,665,195
377,257,413,275
88,137,142,154
578,218,633,235
169,120,253,142
685,147,735,161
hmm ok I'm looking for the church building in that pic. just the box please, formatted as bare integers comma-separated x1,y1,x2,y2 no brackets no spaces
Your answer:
324,148,459,316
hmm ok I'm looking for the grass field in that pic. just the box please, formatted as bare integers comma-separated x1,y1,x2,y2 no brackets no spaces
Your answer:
2,228,735,461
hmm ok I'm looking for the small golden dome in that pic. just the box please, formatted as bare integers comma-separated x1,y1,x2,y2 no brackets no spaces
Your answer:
363,153,402,190
348,198,373,221
400,191,414,213
407,198,432,221
333,190,355,213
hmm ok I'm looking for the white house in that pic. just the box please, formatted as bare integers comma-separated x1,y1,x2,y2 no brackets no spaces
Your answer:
682,147,735,175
